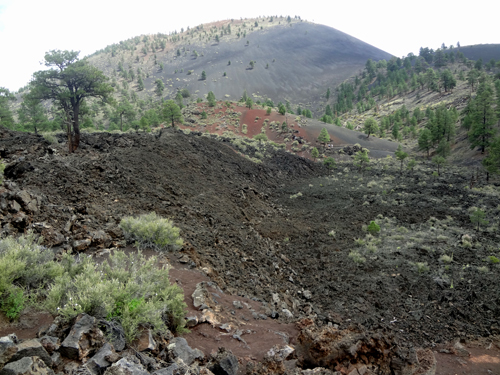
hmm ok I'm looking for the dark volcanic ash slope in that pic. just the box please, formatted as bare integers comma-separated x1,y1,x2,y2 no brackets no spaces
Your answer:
89,20,392,113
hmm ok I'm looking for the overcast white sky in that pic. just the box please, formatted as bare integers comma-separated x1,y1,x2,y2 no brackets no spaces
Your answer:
0,0,498,92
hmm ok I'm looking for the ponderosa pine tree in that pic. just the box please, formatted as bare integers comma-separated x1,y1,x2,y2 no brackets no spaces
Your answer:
441,69,456,92
469,81,497,153
17,94,50,134
30,50,113,152
363,117,379,138
162,100,183,127
418,128,432,157
0,87,16,129
318,128,330,145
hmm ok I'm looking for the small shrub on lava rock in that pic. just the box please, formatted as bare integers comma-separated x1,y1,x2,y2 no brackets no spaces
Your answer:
367,221,381,235
348,251,366,264
120,212,183,252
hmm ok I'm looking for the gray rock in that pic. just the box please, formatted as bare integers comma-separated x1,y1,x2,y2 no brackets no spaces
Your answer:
134,328,156,352
282,309,293,319
98,320,126,351
39,336,60,355
192,283,209,310
50,352,62,368
185,316,199,328
151,363,178,375
85,343,115,375
9,200,21,213
0,334,18,367
0,356,55,375
232,301,243,309
72,239,91,252
103,357,149,375
90,231,112,248
9,339,52,367
303,290,312,300
26,199,39,213
60,314,105,360
167,338,204,366
16,191,31,207
208,348,238,375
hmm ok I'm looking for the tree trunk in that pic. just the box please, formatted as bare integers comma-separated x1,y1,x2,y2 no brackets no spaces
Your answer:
70,103,80,153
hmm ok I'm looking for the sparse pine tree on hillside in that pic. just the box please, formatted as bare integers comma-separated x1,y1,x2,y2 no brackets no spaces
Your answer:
155,79,164,96
201,71,207,80
354,149,369,174
418,128,432,157
318,128,330,145
468,81,497,153
207,91,216,107
363,117,379,138
162,100,183,127
395,144,408,174
432,155,446,176
311,147,319,160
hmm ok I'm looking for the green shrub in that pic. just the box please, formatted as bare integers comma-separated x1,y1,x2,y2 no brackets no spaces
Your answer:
120,212,183,252
46,250,187,341
323,157,336,169
1,287,25,320
0,232,63,296
487,255,499,264
367,221,381,235
414,262,429,273
348,251,366,264
253,133,268,141
42,133,58,144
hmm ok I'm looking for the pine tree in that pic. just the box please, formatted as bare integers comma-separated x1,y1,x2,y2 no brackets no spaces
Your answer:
395,144,408,174
363,117,379,138
468,81,497,153
207,91,216,107
318,128,330,145
418,128,432,157
311,147,319,160
162,100,183,127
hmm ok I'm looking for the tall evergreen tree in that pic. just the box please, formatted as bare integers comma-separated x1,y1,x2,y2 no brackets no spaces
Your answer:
468,81,497,153
441,70,457,92
0,87,16,129
17,94,51,134
318,128,330,145
30,50,113,152
363,117,379,138
418,128,432,157
162,100,183,127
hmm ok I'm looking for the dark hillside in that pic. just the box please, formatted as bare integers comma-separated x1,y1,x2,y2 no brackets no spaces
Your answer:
459,44,500,62
87,18,392,114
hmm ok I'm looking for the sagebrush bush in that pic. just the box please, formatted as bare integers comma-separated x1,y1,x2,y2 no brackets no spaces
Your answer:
0,232,63,296
120,212,183,252
46,251,187,341
348,251,366,264
0,232,188,338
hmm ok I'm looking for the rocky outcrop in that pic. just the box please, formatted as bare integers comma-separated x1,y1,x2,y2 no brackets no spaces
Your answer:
59,314,105,360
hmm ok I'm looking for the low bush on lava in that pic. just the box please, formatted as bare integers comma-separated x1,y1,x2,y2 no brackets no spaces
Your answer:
120,212,183,252
46,250,188,341
0,232,188,340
